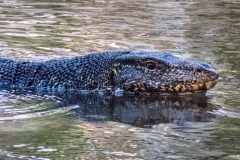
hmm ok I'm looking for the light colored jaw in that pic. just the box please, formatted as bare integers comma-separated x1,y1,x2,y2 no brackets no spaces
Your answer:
128,79,218,95
121,78,217,93
200,80,218,90
191,79,218,91
172,79,218,93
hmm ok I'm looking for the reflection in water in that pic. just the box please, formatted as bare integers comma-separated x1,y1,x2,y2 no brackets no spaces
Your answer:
52,92,216,127
0,90,217,127
0,90,220,159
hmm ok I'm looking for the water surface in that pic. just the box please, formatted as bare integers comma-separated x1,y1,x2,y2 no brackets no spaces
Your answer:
0,0,240,159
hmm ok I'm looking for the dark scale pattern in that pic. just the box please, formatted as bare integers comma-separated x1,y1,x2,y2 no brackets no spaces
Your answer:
30,51,130,90
0,51,218,94
14,62,41,87
0,58,17,86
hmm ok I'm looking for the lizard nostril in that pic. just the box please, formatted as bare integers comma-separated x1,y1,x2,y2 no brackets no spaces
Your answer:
194,68,202,73
200,63,211,69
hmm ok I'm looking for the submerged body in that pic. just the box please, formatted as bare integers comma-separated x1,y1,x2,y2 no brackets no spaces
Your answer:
0,51,218,94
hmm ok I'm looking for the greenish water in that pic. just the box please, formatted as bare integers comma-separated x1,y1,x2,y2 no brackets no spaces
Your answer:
0,0,240,159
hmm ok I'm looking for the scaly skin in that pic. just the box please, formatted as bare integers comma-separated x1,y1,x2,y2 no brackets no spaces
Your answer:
0,51,218,94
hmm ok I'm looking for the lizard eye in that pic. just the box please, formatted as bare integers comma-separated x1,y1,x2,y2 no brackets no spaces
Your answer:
146,62,156,70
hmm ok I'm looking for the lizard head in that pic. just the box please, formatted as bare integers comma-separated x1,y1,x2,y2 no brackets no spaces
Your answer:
112,51,218,94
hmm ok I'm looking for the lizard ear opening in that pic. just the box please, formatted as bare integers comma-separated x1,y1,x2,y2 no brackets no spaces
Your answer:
109,70,116,86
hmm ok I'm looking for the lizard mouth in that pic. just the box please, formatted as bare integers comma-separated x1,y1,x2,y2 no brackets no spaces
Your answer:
137,76,218,94
123,74,219,94
196,79,218,90
172,79,218,93
170,72,219,93
133,79,218,95
170,73,219,93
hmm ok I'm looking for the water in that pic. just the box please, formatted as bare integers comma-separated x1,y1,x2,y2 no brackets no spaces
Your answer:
0,0,240,159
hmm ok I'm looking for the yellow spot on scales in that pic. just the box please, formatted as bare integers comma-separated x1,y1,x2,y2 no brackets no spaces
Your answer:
169,85,174,91
191,84,199,91
112,68,117,74
174,85,181,92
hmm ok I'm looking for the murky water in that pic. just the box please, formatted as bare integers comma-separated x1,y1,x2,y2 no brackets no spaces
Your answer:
0,0,240,159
